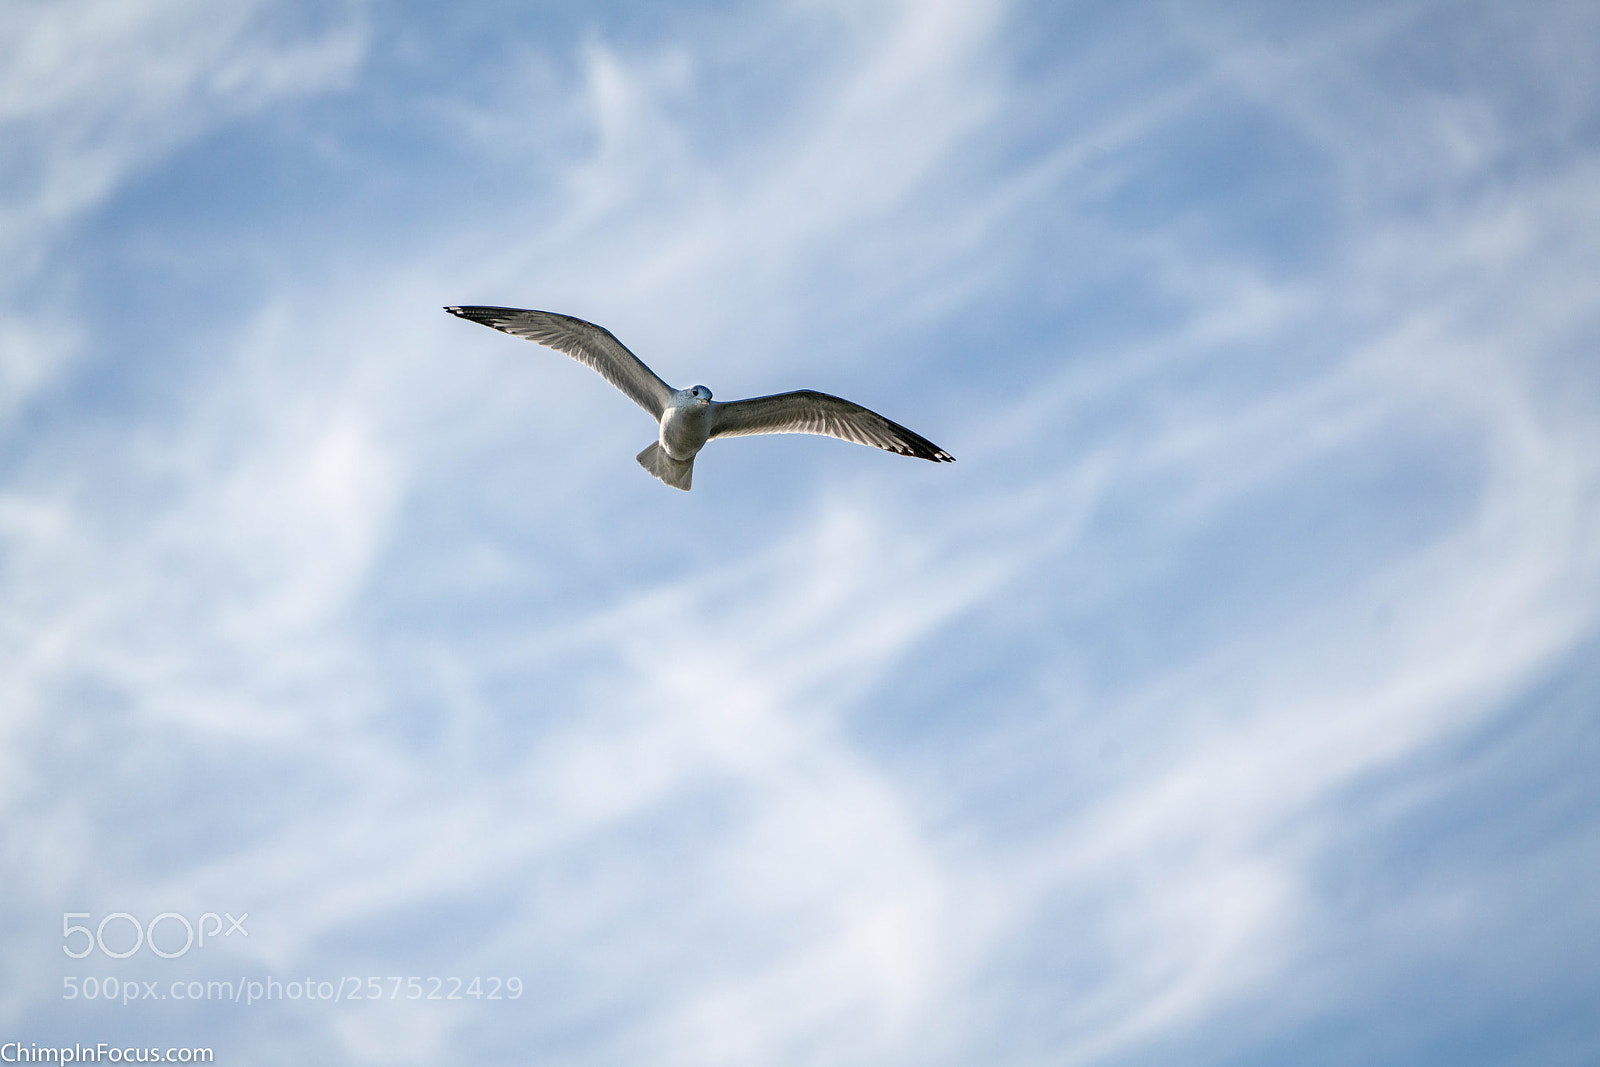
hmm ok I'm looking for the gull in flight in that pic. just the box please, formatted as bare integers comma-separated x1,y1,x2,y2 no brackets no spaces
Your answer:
445,306,954,491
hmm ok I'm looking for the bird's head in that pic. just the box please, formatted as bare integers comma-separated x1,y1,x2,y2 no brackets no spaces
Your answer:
687,385,712,403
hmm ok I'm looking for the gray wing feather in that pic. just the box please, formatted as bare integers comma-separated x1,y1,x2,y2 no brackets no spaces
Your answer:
710,390,953,462
445,306,674,418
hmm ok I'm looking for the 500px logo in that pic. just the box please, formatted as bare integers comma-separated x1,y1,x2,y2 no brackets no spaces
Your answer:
62,912,249,960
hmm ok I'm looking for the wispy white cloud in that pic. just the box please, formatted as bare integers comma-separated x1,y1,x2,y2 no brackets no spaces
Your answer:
0,0,365,413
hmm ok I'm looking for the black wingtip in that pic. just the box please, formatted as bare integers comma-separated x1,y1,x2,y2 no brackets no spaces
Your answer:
445,305,508,329
445,305,535,331
906,440,955,463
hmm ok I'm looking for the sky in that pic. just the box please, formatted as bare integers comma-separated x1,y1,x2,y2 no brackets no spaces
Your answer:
2,0,1599,1063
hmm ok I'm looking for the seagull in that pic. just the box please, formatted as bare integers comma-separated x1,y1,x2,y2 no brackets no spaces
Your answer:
445,306,954,491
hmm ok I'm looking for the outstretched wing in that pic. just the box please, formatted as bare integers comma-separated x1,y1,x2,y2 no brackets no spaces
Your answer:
445,306,674,419
710,390,954,462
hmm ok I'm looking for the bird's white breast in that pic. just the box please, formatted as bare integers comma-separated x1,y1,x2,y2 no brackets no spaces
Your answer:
659,400,712,460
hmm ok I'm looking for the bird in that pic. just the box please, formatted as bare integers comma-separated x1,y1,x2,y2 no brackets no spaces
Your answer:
444,306,954,491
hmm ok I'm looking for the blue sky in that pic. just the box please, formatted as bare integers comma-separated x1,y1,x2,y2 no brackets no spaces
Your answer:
3,1,1599,1063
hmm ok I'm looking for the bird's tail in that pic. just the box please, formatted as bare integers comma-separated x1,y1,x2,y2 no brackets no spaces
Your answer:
636,442,694,491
